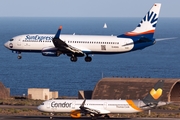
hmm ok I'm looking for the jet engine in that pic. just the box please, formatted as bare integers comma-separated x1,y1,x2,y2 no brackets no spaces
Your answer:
70,110,83,118
42,47,61,57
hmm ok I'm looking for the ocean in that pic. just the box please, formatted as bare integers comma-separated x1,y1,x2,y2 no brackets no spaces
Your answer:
0,17,180,96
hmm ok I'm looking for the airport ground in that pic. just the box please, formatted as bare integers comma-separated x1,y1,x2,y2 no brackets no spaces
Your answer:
0,116,180,120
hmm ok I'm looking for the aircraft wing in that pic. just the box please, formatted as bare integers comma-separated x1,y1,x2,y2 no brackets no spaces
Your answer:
80,106,110,115
53,39,83,54
52,26,84,54
79,100,110,115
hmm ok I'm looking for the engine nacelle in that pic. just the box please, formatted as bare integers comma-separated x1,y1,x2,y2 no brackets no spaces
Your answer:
70,110,84,118
42,47,61,57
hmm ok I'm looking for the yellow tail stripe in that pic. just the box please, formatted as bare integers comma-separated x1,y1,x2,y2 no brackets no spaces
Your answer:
126,100,142,111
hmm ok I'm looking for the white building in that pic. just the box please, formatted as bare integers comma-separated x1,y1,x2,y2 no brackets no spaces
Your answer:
28,88,58,100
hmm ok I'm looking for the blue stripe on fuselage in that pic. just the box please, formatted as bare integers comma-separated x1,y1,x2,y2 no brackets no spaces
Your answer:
117,33,155,51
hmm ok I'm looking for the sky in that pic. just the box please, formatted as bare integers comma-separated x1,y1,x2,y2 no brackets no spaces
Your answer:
0,0,179,17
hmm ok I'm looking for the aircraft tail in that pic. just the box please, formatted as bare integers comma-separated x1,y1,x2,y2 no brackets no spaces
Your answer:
118,3,161,39
143,80,164,105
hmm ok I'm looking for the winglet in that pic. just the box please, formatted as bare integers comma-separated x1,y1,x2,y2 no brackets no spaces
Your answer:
79,99,86,109
59,26,62,29
54,26,62,39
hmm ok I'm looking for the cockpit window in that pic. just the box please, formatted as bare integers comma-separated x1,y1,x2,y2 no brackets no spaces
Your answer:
41,103,44,105
10,39,14,41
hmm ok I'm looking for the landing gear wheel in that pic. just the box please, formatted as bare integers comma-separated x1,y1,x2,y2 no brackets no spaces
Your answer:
90,114,98,120
91,116,97,120
17,55,22,59
17,51,22,59
50,112,54,119
85,56,92,62
70,56,77,62
104,114,110,119
56,51,61,56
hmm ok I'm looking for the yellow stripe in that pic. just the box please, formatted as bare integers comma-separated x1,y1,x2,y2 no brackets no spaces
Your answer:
126,100,142,111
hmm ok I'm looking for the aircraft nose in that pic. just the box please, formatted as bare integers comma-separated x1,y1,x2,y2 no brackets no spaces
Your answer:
37,105,41,110
37,105,43,111
4,42,9,48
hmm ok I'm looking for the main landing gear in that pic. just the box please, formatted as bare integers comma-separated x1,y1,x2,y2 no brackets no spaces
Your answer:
104,114,110,119
70,55,92,62
70,55,77,62
85,56,92,62
90,114,110,120
90,113,98,120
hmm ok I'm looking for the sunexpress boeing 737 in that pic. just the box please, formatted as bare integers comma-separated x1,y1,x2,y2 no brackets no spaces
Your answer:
4,3,161,62
37,80,169,120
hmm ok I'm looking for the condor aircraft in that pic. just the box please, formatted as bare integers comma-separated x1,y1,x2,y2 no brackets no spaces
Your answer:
4,3,161,62
37,80,169,120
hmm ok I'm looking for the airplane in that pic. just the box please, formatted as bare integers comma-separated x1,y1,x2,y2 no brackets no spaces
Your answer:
4,3,161,62
37,80,170,120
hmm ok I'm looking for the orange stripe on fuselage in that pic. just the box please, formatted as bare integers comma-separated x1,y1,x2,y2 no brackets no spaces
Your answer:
125,30,155,36
126,100,142,111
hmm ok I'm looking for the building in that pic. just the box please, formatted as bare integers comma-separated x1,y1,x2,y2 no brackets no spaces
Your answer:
78,90,92,99
28,88,58,100
0,81,10,99
91,78,180,102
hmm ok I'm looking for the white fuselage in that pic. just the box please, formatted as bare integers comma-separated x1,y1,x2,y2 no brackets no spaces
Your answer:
4,3,160,62
38,99,142,113
5,34,134,54
37,99,168,114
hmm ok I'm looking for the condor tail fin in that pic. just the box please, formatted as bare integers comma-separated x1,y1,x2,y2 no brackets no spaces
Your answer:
143,80,164,105
118,3,161,39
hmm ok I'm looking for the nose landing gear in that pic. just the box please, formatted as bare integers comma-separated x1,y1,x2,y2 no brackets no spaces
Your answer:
50,112,54,119
17,51,22,59
17,55,22,59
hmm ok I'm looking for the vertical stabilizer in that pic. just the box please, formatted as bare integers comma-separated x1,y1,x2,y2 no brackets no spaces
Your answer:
118,3,161,39
143,80,164,104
